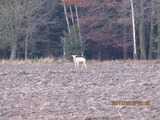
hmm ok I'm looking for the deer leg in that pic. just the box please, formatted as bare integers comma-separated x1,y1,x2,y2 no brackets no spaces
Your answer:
83,62,87,68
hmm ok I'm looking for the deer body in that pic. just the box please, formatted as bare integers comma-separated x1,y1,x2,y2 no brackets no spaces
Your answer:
72,55,87,68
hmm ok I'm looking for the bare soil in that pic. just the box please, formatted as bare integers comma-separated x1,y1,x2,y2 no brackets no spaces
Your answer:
0,61,160,120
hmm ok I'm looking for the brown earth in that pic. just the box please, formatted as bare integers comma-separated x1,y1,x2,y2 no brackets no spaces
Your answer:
0,60,160,120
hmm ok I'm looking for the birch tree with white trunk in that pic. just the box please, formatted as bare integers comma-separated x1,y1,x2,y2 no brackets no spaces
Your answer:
130,0,137,59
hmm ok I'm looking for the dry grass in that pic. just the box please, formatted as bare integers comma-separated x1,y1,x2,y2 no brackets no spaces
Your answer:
88,59,160,65
0,59,26,64
0,57,71,65
0,58,160,65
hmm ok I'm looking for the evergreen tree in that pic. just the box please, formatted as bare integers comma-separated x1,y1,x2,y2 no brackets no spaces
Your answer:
61,26,85,59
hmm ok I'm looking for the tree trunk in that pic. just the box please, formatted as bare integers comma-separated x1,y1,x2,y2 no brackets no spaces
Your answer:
70,5,77,40
75,4,81,39
148,0,154,60
70,6,75,30
123,24,128,59
62,0,70,34
157,0,160,59
139,0,146,60
98,44,101,60
62,0,70,58
10,40,17,60
130,0,137,59
25,40,28,60
25,33,29,60
61,37,66,58
75,4,83,56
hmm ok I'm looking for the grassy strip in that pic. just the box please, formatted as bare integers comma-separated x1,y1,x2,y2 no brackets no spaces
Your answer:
0,57,70,64
0,58,160,65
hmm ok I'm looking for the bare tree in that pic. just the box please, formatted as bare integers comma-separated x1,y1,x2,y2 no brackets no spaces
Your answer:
61,0,85,58
74,3,83,56
148,0,155,59
62,0,71,34
139,0,147,59
61,0,71,58
0,0,56,60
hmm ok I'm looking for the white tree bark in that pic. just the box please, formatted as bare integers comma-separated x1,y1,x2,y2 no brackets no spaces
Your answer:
130,0,137,59
70,6,75,30
62,0,71,34
75,3,83,56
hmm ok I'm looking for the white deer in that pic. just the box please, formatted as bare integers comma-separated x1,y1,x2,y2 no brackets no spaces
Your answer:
72,55,87,68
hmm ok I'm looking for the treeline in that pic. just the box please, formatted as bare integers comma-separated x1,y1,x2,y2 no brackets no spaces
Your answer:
0,0,65,60
0,0,160,60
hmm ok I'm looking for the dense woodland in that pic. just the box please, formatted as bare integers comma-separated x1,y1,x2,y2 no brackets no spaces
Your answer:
0,0,160,60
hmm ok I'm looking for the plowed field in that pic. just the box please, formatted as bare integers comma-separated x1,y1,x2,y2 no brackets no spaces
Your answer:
0,61,160,120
